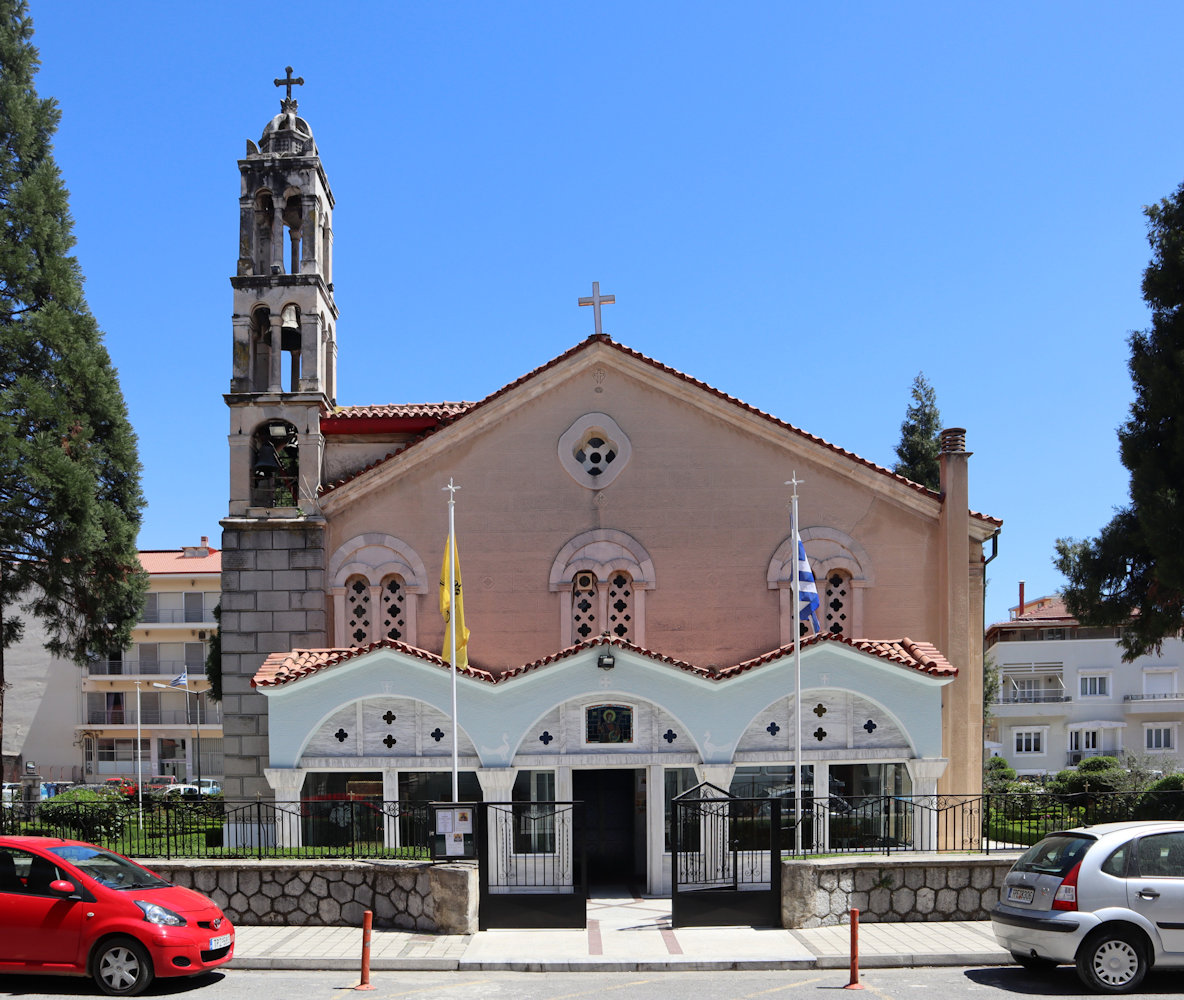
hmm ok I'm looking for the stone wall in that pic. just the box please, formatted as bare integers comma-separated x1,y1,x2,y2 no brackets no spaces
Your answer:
781,854,1017,928
218,518,327,799
149,859,477,934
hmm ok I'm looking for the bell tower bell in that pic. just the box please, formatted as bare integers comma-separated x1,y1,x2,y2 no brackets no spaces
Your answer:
226,67,337,516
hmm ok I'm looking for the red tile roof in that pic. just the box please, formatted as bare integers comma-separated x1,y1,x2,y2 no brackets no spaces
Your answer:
251,632,955,689
317,335,1002,529
138,547,221,575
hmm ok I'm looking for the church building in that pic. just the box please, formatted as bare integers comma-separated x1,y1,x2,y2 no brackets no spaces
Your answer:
218,77,1000,892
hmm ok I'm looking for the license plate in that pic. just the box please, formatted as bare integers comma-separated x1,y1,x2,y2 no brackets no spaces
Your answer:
208,934,231,950
1007,886,1034,904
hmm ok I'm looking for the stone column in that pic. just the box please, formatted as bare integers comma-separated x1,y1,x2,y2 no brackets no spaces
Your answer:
646,763,666,895
264,767,306,848
476,769,519,894
270,208,284,274
268,314,284,392
382,768,399,849
694,763,736,789
906,758,949,850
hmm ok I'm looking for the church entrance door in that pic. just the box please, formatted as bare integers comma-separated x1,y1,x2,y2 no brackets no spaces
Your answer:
573,768,644,891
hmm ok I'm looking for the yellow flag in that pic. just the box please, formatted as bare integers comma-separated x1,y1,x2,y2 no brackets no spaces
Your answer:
439,533,470,669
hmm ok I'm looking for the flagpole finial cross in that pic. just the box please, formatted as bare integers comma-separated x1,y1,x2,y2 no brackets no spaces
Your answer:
578,281,615,337
442,478,461,503
785,472,804,499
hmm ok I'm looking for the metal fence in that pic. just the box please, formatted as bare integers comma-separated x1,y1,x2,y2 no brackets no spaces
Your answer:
3,789,1182,860
0,797,432,860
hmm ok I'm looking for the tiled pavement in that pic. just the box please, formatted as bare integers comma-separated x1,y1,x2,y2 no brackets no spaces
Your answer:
230,894,1012,973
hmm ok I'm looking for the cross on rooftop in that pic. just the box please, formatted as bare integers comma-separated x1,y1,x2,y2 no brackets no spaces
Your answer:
578,281,615,336
274,66,304,102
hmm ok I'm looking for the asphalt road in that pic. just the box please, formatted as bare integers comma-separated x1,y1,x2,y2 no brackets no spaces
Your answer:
3,965,1184,1000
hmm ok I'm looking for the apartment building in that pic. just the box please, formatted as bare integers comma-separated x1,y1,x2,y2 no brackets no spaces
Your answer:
79,540,224,784
986,591,1184,776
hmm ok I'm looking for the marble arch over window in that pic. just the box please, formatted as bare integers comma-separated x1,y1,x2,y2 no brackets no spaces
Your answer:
329,534,429,647
549,529,655,647
767,527,873,645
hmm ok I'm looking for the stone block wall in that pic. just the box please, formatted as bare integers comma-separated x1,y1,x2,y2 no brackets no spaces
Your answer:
782,854,1017,928
218,518,327,799
148,859,478,934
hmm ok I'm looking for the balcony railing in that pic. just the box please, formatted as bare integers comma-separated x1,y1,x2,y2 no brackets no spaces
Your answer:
1067,749,1109,765
994,693,1073,705
138,609,216,625
89,660,205,677
84,708,223,726
1124,693,1183,702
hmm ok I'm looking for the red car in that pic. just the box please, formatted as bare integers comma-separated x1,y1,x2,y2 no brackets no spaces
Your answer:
0,835,234,995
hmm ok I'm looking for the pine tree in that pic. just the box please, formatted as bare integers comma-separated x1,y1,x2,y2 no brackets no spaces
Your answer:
1056,180,1184,660
892,372,942,490
0,0,146,764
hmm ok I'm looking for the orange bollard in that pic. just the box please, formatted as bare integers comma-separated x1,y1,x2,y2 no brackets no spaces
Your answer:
844,907,865,989
353,909,376,990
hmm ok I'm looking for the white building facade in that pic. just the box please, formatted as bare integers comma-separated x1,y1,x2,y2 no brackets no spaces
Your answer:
987,593,1184,776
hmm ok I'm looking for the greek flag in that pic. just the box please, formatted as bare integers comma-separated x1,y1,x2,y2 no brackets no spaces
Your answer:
168,669,188,688
797,539,821,633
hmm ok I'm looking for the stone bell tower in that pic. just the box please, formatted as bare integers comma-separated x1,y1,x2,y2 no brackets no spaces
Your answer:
220,69,334,799
226,66,337,516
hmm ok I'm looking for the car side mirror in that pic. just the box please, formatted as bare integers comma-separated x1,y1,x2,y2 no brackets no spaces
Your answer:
49,879,78,896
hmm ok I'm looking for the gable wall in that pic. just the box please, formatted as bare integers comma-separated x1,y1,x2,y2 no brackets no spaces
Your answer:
322,356,943,670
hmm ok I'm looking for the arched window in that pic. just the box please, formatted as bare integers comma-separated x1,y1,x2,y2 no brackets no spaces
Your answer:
282,194,303,274
345,575,372,647
328,535,429,649
551,530,653,647
250,420,298,508
823,571,851,636
253,190,275,274
381,574,407,643
607,571,634,640
572,572,597,641
768,527,872,644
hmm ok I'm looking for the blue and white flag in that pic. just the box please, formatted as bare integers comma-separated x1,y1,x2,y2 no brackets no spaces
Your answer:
168,669,188,689
796,539,821,633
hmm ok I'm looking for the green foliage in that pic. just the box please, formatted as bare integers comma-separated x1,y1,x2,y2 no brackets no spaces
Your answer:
1135,773,1184,821
892,372,942,490
205,604,222,701
1056,180,1184,659
984,755,1018,793
0,0,146,672
37,787,125,841
1048,756,1129,797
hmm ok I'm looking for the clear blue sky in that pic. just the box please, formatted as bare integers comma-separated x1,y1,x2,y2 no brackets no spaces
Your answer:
26,1,1184,628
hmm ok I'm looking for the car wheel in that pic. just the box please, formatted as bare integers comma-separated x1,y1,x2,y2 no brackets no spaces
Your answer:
93,937,153,997
1075,930,1147,994
1011,950,1057,972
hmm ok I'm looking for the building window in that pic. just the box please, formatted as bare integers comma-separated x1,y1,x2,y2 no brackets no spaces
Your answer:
607,572,633,639
572,573,597,641
1146,726,1175,751
512,770,556,854
1069,730,1098,752
345,575,371,647
380,575,407,642
823,572,850,636
1014,730,1045,754
1080,674,1110,697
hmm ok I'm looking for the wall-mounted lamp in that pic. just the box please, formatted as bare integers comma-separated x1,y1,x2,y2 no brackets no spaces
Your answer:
597,652,615,671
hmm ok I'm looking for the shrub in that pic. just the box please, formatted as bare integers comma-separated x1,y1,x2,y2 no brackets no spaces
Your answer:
36,787,127,843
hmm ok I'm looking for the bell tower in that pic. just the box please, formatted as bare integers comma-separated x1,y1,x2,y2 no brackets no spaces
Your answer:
226,66,337,516
220,70,334,800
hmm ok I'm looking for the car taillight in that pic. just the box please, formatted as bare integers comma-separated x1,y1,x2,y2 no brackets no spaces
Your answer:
1052,861,1080,911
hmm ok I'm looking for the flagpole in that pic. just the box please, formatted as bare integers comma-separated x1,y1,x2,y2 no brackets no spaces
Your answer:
788,473,803,855
135,681,143,829
444,479,460,803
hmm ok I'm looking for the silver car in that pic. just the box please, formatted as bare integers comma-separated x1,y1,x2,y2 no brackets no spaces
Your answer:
991,821,1184,992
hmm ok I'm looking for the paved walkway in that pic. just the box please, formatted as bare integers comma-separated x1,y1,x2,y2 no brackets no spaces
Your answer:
229,894,1012,973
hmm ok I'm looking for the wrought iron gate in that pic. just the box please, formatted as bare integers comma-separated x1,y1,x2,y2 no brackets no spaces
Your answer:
478,801,586,929
672,783,783,927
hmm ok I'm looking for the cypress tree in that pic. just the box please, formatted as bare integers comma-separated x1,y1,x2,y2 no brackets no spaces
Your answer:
0,0,146,762
892,372,942,491
1056,180,1184,659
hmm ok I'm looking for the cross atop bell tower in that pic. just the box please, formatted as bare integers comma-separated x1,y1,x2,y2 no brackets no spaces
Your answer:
274,65,304,111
